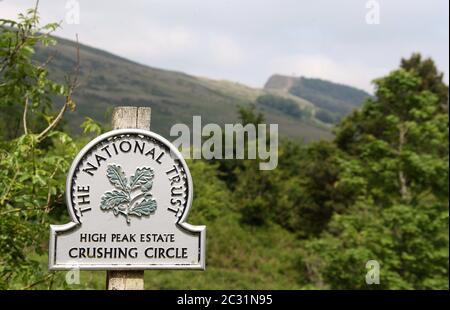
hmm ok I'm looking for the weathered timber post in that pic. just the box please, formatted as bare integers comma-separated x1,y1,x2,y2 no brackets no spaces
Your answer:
106,106,151,290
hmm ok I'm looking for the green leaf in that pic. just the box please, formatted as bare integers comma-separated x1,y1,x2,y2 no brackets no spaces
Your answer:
129,198,157,217
142,182,153,193
106,165,128,191
80,117,102,136
129,167,154,191
100,190,129,210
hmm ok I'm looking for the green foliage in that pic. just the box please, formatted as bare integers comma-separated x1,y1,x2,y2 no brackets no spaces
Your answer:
0,6,447,290
188,160,233,222
0,6,80,289
0,130,79,289
301,201,448,289
256,94,307,119
401,53,449,109
237,104,265,125
142,160,302,289
221,54,448,289
300,54,449,289
279,142,353,236
215,104,264,189
288,76,370,118
80,117,103,136
0,8,65,140
335,66,448,204
315,109,338,124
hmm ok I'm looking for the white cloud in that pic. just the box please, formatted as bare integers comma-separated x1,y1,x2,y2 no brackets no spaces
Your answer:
208,35,245,66
111,23,198,59
0,0,447,90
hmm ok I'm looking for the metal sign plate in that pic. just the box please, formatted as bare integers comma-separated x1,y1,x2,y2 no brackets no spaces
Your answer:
49,129,205,270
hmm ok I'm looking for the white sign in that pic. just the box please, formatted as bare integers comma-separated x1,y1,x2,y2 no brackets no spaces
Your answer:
49,129,206,270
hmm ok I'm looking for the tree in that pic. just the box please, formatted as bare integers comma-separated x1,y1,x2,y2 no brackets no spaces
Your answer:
401,53,449,111
0,4,81,289
303,55,449,289
335,62,448,204
256,94,306,119
301,200,448,289
216,104,265,189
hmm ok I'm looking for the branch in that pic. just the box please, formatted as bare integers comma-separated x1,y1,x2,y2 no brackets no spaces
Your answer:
0,34,28,74
23,96,29,135
44,167,59,212
0,1,40,74
36,34,80,142
0,170,18,207
36,98,68,142
398,123,411,203
0,194,63,216
22,272,55,290
129,192,148,206
34,51,56,71
33,1,40,21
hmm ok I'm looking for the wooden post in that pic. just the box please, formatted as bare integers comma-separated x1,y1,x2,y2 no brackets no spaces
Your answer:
106,106,151,290
111,106,151,131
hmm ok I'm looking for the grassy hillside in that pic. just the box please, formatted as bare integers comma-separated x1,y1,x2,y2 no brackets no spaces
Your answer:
35,38,332,142
265,74,371,124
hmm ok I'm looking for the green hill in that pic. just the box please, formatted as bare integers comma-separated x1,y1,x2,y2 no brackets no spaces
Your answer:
34,38,362,142
265,74,371,124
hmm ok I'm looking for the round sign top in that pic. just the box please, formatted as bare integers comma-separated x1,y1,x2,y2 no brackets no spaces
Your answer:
50,129,205,270
66,129,193,225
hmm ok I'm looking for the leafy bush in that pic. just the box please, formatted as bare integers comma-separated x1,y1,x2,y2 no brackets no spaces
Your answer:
315,109,338,124
0,5,81,289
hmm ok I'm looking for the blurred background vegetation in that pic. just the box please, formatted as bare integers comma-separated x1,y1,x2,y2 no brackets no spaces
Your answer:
0,6,448,290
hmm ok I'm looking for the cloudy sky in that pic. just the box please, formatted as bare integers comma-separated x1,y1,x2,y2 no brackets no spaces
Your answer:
1,0,448,92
